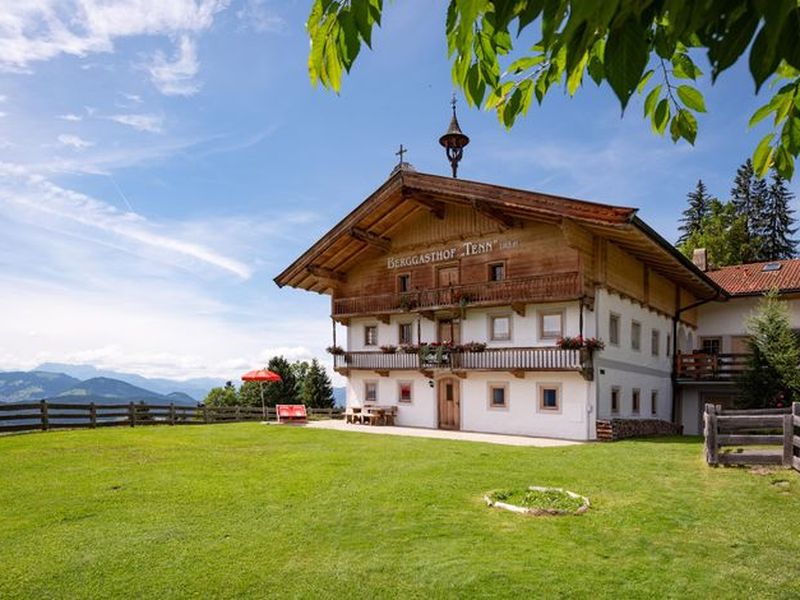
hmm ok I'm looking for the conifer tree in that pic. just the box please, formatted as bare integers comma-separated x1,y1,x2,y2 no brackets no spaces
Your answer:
677,180,712,245
262,356,298,407
759,173,797,261
298,359,334,408
739,290,800,408
730,159,771,262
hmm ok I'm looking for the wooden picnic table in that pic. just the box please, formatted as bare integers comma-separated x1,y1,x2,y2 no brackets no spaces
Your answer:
345,405,397,426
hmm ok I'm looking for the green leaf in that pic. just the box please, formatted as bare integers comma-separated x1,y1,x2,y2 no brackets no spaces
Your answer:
672,53,701,80
676,109,698,144
637,69,654,94
604,17,649,111
774,145,795,179
587,55,604,85
753,133,775,177
643,84,661,117
566,52,588,96
782,116,800,155
676,85,706,112
669,114,681,143
653,98,670,134
748,102,774,128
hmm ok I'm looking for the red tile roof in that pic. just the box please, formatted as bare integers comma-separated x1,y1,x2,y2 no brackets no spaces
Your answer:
707,259,800,295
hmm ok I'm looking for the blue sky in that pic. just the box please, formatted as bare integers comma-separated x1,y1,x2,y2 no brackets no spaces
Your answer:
0,1,797,381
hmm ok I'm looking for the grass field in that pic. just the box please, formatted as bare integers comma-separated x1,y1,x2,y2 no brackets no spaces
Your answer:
1,424,799,599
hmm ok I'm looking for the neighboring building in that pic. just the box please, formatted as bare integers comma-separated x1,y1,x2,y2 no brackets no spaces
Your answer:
677,258,800,434
275,163,733,440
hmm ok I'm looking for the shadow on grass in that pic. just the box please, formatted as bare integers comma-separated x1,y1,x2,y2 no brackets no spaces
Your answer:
607,435,703,445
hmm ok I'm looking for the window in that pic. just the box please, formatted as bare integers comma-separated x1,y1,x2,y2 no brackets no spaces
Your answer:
609,313,620,346
651,390,658,415
490,315,512,341
398,381,413,403
364,325,378,346
364,381,378,403
398,322,413,345
651,329,660,356
611,387,620,414
397,273,411,293
488,383,508,409
701,337,721,355
538,384,561,412
666,334,671,357
539,311,564,339
488,262,505,282
632,388,640,414
631,320,641,351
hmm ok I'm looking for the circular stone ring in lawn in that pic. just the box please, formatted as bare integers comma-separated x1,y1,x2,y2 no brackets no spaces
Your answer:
484,486,590,516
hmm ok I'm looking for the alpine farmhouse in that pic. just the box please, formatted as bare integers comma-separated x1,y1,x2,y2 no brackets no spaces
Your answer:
274,159,800,441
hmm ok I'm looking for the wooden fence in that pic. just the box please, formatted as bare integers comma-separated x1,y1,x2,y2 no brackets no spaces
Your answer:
703,403,799,471
0,401,343,434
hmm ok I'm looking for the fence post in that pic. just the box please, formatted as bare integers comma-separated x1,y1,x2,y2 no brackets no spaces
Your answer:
203,404,209,424
235,405,241,422
90,402,97,429
169,403,175,426
129,402,136,427
703,403,718,465
783,412,793,467
40,400,49,431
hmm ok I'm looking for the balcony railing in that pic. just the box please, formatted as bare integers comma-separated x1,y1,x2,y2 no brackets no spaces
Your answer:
332,272,582,318
333,347,584,372
675,352,749,381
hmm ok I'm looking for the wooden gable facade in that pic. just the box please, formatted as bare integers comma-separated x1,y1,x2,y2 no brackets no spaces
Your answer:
275,169,723,326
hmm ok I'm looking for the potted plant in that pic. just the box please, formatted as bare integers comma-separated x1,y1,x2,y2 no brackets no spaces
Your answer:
461,341,487,353
556,336,584,350
326,345,345,355
582,337,605,352
380,344,398,354
399,343,419,354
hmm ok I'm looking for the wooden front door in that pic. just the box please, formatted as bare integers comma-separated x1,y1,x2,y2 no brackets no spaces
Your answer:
437,377,460,430
437,319,461,344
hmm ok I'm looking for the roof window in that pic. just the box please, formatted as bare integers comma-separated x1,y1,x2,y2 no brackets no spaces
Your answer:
762,262,782,272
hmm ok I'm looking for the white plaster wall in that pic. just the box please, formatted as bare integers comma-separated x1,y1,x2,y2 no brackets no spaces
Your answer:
593,289,674,420
680,388,701,435
346,370,436,428
460,372,593,440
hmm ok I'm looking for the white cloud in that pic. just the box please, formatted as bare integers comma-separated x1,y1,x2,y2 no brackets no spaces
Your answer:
57,113,83,121
0,112,6,118
143,35,201,96
107,113,164,133
237,0,286,33
57,133,94,149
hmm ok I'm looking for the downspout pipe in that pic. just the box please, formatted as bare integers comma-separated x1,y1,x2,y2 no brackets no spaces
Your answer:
670,291,726,424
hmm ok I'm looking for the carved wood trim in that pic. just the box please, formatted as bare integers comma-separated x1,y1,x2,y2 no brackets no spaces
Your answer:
349,227,391,252
472,200,515,229
307,265,347,283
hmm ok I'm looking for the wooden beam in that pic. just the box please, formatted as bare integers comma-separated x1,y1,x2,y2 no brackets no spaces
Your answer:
307,265,347,283
334,368,350,376
420,310,435,321
510,369,525,379
473,200,515,229
419,369,434,379
404,191,445,219
375,370,390,378
452,370,467,379
376,314,390,325
511,302,526,317
349,227,391,252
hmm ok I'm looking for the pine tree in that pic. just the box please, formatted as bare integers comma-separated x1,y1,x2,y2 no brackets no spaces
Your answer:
739,290,800,408
678,199,748,268
730,159,769,262
677,180,713,245
262,356,298,407
759,172,797,261
298,359,334,408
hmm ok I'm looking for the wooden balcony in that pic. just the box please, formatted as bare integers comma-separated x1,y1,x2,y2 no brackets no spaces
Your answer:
675,352,749,381
332,272,582,319
333,347,586,374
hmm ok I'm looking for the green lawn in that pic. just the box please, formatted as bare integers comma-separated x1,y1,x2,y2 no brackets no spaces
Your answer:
1,425,798,599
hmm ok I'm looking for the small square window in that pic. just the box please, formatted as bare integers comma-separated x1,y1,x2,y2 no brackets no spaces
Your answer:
488,263,505,282
631,321,641,351
539,385,560,411
398,322,413,345
365,381,378,403
609,314,620,346
611,387,620,413
489,384,507,408
632,388,640,414
398,381,413,403
701,337,721,355
490,315,511,341
651,390,658,415
651,329,660,356
364,325,378,346
397,273,411,293
540,311,563,339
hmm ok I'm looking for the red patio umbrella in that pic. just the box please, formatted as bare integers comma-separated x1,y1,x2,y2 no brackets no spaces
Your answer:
241,369,282,420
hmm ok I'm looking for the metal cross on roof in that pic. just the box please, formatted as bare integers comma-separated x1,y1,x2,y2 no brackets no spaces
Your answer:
395,144,407,165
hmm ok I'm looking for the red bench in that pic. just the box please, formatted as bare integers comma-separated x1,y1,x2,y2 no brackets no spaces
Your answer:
276,404,307,424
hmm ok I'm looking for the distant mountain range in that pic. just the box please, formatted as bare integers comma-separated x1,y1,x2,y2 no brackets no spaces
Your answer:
1,366,346,407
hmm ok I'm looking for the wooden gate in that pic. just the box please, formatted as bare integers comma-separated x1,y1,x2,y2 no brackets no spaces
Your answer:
437,377,460,430
703,403,800,471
